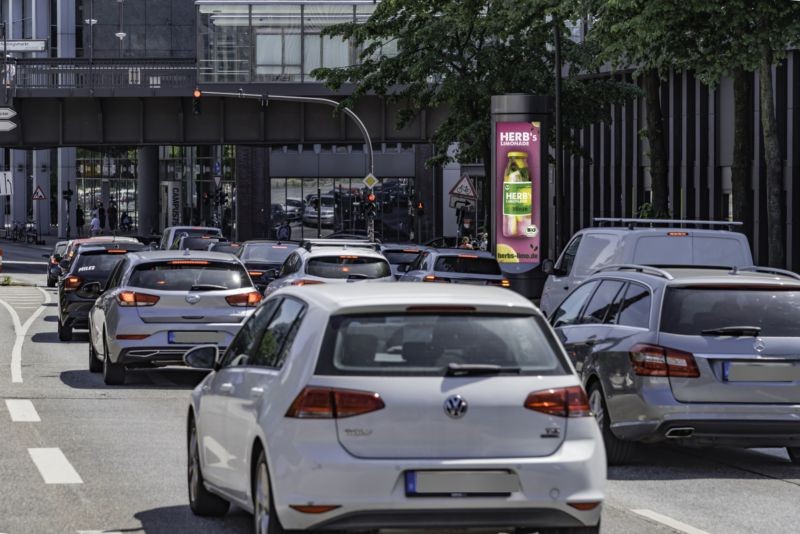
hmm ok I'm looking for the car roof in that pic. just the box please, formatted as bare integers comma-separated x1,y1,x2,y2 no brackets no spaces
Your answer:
588,265,800,289
429,248,495,258
380,243,425,250
575,227,745,238
302,245,385,259
167,226,221,233
243,240,299,247
274,284,537,314
124,250,243,263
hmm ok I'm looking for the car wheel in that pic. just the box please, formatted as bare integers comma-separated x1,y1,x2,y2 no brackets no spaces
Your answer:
88,339,102,373
188,417,229,517
102,336,125,386
588,382,634,465
253,449,298,534
57,318,73,342
787,447,800,465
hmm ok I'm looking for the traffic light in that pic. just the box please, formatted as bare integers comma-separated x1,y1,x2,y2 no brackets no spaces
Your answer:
366,192,377,217
416,200,424,216
192,88,202,115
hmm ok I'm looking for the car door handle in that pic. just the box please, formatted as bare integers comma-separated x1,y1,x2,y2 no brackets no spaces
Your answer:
219,383,235,394
250,387,265,398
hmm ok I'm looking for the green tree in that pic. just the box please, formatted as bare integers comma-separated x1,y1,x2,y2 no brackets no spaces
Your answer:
312,0,636,215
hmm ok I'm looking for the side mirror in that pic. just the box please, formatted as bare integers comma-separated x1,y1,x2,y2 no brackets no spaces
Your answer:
82,281,104,298
59,259,70,270
264,268,278,281
541,258,555,275
184,345,218,370
402,264,412,273
149,241,159,250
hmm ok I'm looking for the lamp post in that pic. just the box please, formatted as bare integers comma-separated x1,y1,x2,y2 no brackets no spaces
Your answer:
553,16,563,254
84,0,97,89
116,0,126,57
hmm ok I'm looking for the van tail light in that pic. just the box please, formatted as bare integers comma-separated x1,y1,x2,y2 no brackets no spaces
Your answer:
225,291,263,307
286,387,385,419
423,275,450,283
629,344,700,378
490,279,511,288
524,386,591,418
118,291,160,307
64,276,82,291
291,279,324,287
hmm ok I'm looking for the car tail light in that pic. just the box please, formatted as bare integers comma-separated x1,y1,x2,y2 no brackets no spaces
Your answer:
286,387,385,419
290,279,324,287
289,505,341,514
116,334,151,340
629,344,699,378
248,271,265,278
423,275,450,283
568,501,601,511
524,386,591,417
64,276,82,291
225,291,263,307
490,279,511,288
118,291,160,307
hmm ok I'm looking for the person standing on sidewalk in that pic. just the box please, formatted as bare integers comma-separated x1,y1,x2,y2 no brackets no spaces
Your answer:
90,214,101,236
108,202,118,235
76,205,85,237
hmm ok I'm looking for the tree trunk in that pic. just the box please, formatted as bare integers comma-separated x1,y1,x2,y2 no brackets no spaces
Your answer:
731,68,751,232
759,46,785,268
643,69,669,218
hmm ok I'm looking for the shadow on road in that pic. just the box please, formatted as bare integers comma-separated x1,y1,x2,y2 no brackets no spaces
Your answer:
31,331,90,343
60,368,209,390
130,504,250,533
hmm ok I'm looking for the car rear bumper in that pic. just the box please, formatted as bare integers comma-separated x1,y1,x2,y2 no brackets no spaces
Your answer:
118,346,227,367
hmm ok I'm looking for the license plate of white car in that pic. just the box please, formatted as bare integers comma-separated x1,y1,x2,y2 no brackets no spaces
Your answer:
723,361,800,382
404,470,518,496
169,331,223,344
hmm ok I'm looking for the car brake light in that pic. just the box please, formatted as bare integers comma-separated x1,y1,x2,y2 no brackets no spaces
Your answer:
248,271,265,278
490,279,511,288
286,387,385,419
423,275,450,283
524,386,591,417
291,279,324,286
458,254,478,259
118,291,160,307
116,334,151,340
168,260,209,265
629,344,700,378
106,249,127,254
225,291,263,307
64,276,82,291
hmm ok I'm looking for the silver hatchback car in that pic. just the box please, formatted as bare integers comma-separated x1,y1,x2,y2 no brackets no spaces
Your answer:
88,250,262,385
549,264,800,465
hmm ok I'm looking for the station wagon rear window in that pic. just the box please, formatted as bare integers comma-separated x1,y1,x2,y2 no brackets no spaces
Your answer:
242,244,296,263
128,261,251,291
74,253,127,274
434,256,501,275
306,256,391,279
316,314,566,376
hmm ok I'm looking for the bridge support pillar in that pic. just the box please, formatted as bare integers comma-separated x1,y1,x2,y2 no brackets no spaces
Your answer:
10,151,27,228
32,150,50,235
57,148,76,239
137,146,159,237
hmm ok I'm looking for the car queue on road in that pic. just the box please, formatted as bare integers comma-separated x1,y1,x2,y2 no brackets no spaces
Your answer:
39,218,800,533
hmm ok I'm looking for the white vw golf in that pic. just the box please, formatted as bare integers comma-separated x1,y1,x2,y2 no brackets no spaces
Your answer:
185,284,605,533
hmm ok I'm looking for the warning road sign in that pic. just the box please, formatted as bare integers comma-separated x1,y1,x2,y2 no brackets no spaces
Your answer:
32,185,47,200
449,175,477,200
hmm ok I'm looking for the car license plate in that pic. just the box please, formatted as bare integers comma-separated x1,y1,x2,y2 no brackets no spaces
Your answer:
723,361,800,382
404,470,518,497
168,331,224,345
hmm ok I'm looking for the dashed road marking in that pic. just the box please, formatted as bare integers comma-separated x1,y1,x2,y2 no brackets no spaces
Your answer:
77,531,123,534
28,448,83,484
5,399,41,422
631,509,710,534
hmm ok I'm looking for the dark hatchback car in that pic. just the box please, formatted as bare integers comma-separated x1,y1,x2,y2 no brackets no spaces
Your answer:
44,240,69,287
235,240,299,291
399,248,510,288
379,243,426,279
57,242,145,341
176,235,228,251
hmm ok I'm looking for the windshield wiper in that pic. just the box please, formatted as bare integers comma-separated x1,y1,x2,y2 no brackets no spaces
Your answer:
445,363,521,376
701,326,762,337
189,284,228,291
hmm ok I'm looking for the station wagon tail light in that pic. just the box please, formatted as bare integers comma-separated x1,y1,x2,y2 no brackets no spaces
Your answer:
118,291,160,307
629,344,700,378
64,276,82,291
423,275,450,283
168,260,209,265
291,279,324,287
248,271,265,278
286,387,385,419
524,386,591,417
225,291,263,307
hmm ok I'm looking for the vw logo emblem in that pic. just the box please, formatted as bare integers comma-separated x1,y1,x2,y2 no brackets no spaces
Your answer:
444,395,468,419
185,294,201,305
754,337,766,353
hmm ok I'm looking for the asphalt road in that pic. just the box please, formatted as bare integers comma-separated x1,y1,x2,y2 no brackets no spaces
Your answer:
0,240,798,534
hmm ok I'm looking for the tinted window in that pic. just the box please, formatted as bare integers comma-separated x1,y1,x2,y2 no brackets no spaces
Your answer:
179,237,223,250
617,284,651,328
573,233,620,277
550,281,599,328
251,299,305,368
221,299,281,367
692,237,748,266
306,256,391,279
74,253,127,275
242,244,296,263
170,229,222,249
316,314,566,376
632,235,748,267
383,250,423,266
661,288,800,336
556,235,582,275
579,280,626,324
434,256,501,275
128,261,251,290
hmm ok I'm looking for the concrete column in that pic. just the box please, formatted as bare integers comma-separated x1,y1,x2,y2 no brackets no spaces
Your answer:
137,146,159,237
9,151,26,225
32,150,51,235
58,149,76,238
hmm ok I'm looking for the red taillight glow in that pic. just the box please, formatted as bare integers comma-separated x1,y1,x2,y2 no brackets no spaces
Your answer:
116,334,151,340
458,254,478,259
248,271,265,278
286,387,385,419
491,279,511,288
168,260,209,265
225,291,263,307
524,386,591,418
629,344,700,378
289,505,341,514
291,279,324,287
568,501,601,511
64,276,82,291
423,275,450,283
106,249,127,254
117,291,160,307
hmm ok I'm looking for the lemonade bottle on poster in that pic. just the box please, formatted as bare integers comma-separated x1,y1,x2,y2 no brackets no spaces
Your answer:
502,152,532,237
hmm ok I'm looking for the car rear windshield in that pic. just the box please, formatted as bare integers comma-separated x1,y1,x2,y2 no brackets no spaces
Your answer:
632,235,749,267
316,314,566,376
434,256,501,275
306,256,391,279
179,237,222,250
242,244,296,262
74,253,127,274
661,287,800,337
383,250,422,265
128,261,251,291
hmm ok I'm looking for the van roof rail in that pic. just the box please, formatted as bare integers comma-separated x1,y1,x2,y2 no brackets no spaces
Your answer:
593,264,674,280
300,239,380,252
593,218,742,231
729,266,800,281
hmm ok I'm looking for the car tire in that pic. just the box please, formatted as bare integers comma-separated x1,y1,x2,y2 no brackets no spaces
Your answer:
102,336,125,385
253,449,300,534
787,447,800,465
88,339,102,373
588,382,635,465
188,417,229,517
57,318,73,342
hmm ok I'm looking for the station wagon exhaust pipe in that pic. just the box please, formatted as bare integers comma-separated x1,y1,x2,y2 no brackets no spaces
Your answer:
665,427,694,439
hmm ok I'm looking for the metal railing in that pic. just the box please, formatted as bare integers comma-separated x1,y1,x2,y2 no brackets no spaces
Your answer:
11,58,197,91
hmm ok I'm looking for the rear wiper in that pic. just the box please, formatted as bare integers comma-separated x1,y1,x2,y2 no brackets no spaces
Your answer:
346,274,371,280
445,363,521,376
189,284,228,291
701,326,762,337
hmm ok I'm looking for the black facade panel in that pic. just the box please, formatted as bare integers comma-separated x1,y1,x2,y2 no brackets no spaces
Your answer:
63,99,102,144
18,99,60,145
223,99,263,143
103,99,143,145
144,99,183,143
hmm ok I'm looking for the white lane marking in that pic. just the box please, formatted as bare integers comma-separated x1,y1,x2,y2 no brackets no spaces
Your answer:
28,448,83,484
631,509,710,534
77,531,124,534
0,289,50,383
5,399,41,422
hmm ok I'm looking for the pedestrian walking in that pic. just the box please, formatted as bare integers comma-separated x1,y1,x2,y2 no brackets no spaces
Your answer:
108,202,118,234
458,236,473,249
76,205,85,237
89,214,101,236
120,212,132,232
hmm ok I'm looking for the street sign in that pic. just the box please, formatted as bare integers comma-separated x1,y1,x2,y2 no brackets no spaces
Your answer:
0,171,11,196
0,108,17,120
214,161,222,175
0,40,46,52
363,173,379,189
32,186,47,201
0,120,17,132
449,174,477,200
213,175,222,188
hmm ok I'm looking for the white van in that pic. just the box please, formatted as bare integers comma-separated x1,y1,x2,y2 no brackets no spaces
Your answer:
538,219,753,316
